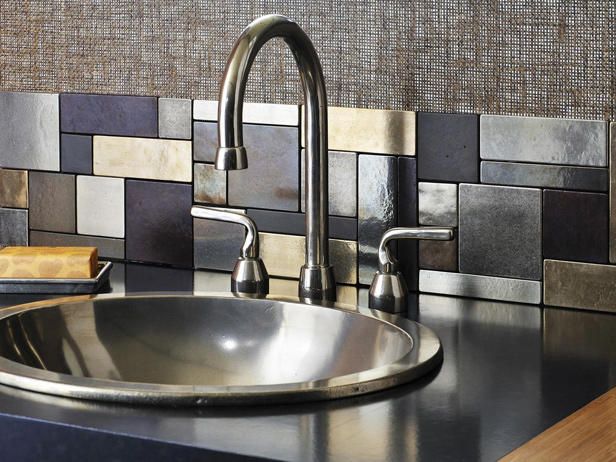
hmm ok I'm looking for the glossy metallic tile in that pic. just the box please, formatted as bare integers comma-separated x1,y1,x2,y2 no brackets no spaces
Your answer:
0,208,27,246
480,115,607,166
419,237,458,272
28,172,75,233
93,136,192,182
61,134,92,174
259,232,357,284
398,157,418,291
194,100,299,126
60,94,157,137
419,270,542,304
358,155,397,284
159,98,192,140
30,231,124,260
193,122,217,163
301,150,357,217
267,278,358,305
228,125,299,211
194,163,226,205
77,176,125,238
459,184,542,280
610,123,616,263
418,182,457,226
0,169,28,208
194,209,246,271
0,92,59,171
481,161,608,192
194,270,230,293
544,260,616,313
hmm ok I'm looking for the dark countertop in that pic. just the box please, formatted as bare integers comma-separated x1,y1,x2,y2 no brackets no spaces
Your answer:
0,263,614,461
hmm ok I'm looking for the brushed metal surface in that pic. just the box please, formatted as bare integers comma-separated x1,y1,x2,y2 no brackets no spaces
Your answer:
93,136,192,182
194,100,299,126
0,92,59,171
158,98,192,140
0,208,28,246
459,184,542,280
77,176,125,238
419,270,542,304
481,161,608,192
28,172,76,233
194,163,226,205
30,231,124,260
0,294,442,405
418,182,457,226
544,259,616,313
0,169,28,208
610,123,616,263
480,115,607,167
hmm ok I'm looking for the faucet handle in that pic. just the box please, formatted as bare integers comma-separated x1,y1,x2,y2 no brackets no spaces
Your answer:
191,206,269,296
369,227,453,312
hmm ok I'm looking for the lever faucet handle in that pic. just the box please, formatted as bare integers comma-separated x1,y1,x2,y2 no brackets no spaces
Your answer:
369,227,454,312
191,206,269,296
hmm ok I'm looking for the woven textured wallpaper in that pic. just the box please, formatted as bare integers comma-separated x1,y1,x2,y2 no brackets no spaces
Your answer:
0,1,613,120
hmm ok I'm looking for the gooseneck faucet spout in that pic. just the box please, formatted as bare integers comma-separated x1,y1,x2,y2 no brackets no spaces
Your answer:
216,14,336,302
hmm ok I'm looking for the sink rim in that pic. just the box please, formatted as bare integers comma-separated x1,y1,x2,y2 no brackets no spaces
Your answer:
0,292,443,406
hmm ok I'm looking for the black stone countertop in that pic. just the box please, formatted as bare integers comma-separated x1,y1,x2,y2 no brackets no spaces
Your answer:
0,263,614,461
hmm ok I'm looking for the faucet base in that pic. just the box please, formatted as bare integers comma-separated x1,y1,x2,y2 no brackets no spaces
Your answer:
298,265,336,303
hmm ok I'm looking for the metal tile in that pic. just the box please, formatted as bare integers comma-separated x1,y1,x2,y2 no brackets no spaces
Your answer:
125,264,193,293
480,115,607,166
228,125,299,211
193,100,299,126
61,134,92,174
544,260,616,313
419,270,542,304
610,123,616,263
60,94,157,137
481,161,608,192
125,180,193,267
0,169,28,208
417,112,479,182
30,231,124,260
159,98,192,140
259,232,357,284
419,237,458,272
0,92,59,171
301,150,357,217
459,184,542,280
397,157,418,291
93,136,192,182
194,210,246,271
28,171,76,233
194,270,231,293
194,163,226,205
543,190,608,264
0,208,28,246
358,155,397,284
193,122,217,163
418,182,458,226
77,176,125,238
267,278,358,305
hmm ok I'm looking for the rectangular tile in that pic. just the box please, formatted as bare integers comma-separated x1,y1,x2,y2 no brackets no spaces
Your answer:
194,163,226,205
268,278,358,306
419,270,542,304
60,94,157,137
480,115,607,166
397,157,418,291
0,92,59,171
193,100,299,126
0,169,28,208
77,176,125,238
544,260,616,313
28,172,76,233
610,122,616,263
0,208,28,246
93,136,192,182
194,270,231,293
61,134,92,174
159,98,192,140
419,237,458,272
193,122,217,163
125,264,193,293
194,209,246,272
30,231,124,260
481,161,608,192
418,182,458,226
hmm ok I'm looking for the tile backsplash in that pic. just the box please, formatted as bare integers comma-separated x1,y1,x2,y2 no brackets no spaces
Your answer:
0,90,614,313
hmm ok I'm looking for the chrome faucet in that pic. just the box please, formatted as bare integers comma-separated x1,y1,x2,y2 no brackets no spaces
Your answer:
216,14,336,302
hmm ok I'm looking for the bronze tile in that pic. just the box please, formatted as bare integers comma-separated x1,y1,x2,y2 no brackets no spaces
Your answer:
419,237,458,272
0,169,28,208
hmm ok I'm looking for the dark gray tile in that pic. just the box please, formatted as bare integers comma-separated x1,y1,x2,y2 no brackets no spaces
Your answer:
398,157,418,290
0,208,28,245
193,122,217,162
194,217,245,271
459,184,542,280
417,113,479,182
359,155,397,285
194,163,226,205
60,94,157,137
125,180,193,267
543,190,608,263
61,134,92,174
610,123,616,263
228,125,299,211
125,263,193,293
419,236,458,272
246,209,357,241
28,172,76,233
30,231,125,260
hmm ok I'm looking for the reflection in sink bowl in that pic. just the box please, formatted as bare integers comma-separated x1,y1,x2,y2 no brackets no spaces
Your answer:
0,294,442,406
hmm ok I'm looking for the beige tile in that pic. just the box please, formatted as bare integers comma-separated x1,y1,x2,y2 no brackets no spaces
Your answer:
0,169,28,208
259,232,357,284
610,122,616,262
194,163,226,205
544,259,616,313
193,100,299,126
93,136,192,182
303,106,415,155
268,278,357,305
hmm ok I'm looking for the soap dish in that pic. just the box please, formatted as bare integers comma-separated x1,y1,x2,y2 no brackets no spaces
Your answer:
0,261,113,294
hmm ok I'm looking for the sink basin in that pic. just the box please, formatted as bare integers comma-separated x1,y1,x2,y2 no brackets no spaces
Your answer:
0,294,442,406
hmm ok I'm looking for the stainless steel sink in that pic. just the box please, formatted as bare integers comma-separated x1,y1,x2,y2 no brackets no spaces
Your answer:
0,294,442,406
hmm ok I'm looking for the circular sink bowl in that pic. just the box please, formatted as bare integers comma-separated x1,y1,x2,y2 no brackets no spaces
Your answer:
0,294,442,406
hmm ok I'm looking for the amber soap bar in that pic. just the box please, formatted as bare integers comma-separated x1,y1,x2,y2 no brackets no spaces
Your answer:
0,247,98,279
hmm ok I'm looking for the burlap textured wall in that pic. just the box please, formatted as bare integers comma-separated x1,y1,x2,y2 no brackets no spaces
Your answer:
0,1,613,120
